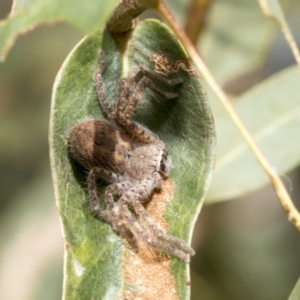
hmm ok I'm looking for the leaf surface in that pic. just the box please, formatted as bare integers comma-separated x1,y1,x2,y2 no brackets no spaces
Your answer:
49,19,215,299
0,0,118,60
206,65,300,203
200,0,276,84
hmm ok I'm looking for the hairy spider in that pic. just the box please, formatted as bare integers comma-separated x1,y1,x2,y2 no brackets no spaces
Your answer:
68,51,195,262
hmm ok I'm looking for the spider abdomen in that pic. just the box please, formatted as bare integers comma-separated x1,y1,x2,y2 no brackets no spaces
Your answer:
69,119,131,174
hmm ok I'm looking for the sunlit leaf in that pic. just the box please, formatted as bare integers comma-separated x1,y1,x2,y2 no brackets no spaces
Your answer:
200,0,277,84
0,0,118,60
206,65,300,203
50,19,215,299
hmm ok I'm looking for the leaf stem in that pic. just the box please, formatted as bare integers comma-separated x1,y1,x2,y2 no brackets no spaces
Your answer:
157,1,300,231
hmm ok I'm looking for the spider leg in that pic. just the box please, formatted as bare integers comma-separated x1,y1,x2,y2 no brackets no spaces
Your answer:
134,67,183,86
127,68,182,106
112,78,129,118
119,196,190,262
118,118,161,144
129,173,195,256
132,198,195,255
88,171,137,243
115,174,192,262
87,167,126,225
103,180,134,229
87,167,114,221
116,67,182,114
103,181,136,239
94,51,115,118
113,80,162,144
119,79,175,121
115,68,181,120
112,68,182,143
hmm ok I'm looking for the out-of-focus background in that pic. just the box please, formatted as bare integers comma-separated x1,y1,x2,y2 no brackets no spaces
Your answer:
1,0,300,299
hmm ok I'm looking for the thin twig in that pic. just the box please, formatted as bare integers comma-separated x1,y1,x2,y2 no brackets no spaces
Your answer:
106,0,147,33
258,0,300,69
156,1,300,231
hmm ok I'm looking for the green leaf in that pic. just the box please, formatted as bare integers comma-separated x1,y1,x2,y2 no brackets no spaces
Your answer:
257,0,300,67
258,0,287,22
206,65,300,203
0,168,62,300
288,278,300,300
49,19,215,299
0,0,118,60
200,0,277,84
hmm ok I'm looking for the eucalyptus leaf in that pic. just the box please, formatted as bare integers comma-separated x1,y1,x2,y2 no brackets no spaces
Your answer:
200,0,277,84
49,19,215,299
0,0,118,60
206,65,300,203
258,0,291,28
258,0,287,22
258,0,300,67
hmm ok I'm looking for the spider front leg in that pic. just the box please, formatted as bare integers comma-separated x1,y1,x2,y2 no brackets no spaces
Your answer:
113,71,181,143
128,67,183,101
118,190,191,262
132,198,195,256
102,181,139,239
87,167,131,236
87,167,121,222
114,68,182,123
131,174,194,257
113,173,193,262
94,51,115,118
88,171,138,244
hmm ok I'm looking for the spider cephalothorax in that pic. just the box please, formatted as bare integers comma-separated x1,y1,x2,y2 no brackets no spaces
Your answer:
68,51,195,262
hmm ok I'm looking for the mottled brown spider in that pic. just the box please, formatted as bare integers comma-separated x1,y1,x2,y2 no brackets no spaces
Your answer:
68,51,195,262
